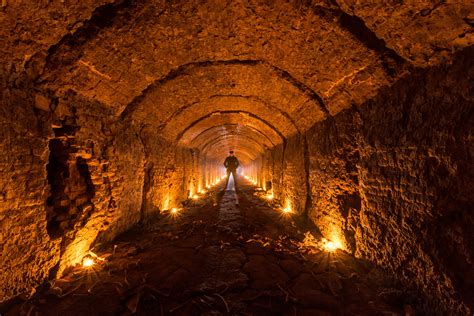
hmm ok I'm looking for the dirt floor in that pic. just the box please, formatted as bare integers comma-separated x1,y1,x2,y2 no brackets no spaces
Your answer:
2,176,416,315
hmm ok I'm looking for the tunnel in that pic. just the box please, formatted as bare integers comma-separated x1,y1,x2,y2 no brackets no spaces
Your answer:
0,1,473,315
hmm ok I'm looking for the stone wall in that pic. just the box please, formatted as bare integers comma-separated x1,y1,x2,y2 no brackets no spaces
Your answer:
140,126,198,217
265,48,473,314
0,85,198,301
281,135,307,215
0,71,60,302
42,93,147,276
306,113,361,252
269,144,285,202
352,49,473,314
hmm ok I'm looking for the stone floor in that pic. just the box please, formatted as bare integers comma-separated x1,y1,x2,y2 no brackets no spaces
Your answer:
3,176,415,315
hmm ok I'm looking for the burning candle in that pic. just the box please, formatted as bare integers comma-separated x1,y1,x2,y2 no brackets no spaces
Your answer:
82,255,95,268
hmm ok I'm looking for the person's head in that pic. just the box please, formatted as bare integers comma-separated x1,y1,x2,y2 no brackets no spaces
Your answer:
229,151,234,156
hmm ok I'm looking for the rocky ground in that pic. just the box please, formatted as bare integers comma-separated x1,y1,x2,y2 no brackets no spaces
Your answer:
2,177,415,315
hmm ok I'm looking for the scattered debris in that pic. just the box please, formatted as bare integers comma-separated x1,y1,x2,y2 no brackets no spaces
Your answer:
4,184,409,315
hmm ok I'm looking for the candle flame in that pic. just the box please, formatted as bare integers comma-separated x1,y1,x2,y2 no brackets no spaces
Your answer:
322,238,342,252
280,200,292,215
282,207,292,214
169,207,182,219
82,257,94,267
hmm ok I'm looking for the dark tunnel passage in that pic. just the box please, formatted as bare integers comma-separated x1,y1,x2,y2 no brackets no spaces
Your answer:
1,1,473,315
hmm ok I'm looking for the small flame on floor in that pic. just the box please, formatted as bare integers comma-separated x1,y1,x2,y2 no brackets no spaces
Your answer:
322,238,342,252
82,251,102,268
82,258,94,267
169,207,182,219
81,251,105,269
280,200,292,215
281,207,292,214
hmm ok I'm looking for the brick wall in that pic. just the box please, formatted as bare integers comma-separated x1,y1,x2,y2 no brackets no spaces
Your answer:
140,127,197,217
281,134,307,215
0,88,199,301
263,48,473,314
0,73,60,302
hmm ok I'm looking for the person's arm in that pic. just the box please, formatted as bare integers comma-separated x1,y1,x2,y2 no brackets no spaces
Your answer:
235,157,240,168
224,157,228,168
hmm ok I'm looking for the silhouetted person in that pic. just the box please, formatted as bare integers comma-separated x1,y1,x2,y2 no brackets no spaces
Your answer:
224,151,239,189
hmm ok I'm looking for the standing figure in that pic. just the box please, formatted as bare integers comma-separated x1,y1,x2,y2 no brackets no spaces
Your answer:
224,151,239,189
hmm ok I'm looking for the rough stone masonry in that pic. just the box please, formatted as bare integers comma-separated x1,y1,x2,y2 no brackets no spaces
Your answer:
1,0,472,314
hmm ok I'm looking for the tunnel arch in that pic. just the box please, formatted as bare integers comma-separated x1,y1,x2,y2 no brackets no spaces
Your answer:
158,95,300,138
204,143,260,166
200,135,267,162
119,61,327,146
189,124,276,149
119,59,328,121
177,111,285,146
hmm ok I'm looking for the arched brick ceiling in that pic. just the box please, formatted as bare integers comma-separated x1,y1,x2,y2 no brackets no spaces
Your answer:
40,0,389,116
120,61,322,163
203,139,262,165
215,148,256,163
177,112,283,146
190,124,274,150
123,62,315,136
3,0,471,165
189,124,273,164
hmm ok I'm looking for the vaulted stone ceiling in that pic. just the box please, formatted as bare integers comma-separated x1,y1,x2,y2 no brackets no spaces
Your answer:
2,0,472,165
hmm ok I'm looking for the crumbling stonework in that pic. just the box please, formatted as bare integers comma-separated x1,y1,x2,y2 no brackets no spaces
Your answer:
0,79,198,300
0,73,60,302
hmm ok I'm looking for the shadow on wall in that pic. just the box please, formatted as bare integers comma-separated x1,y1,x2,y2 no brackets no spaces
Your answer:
46,124,95,240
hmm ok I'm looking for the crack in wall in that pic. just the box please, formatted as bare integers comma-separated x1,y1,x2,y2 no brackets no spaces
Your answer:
43,0,135,74
334,6,410,77
137,126,151,222
307,1,410,78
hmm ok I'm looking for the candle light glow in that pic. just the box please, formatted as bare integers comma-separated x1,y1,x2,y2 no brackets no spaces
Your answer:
83,258,94,267
322,238,342,252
